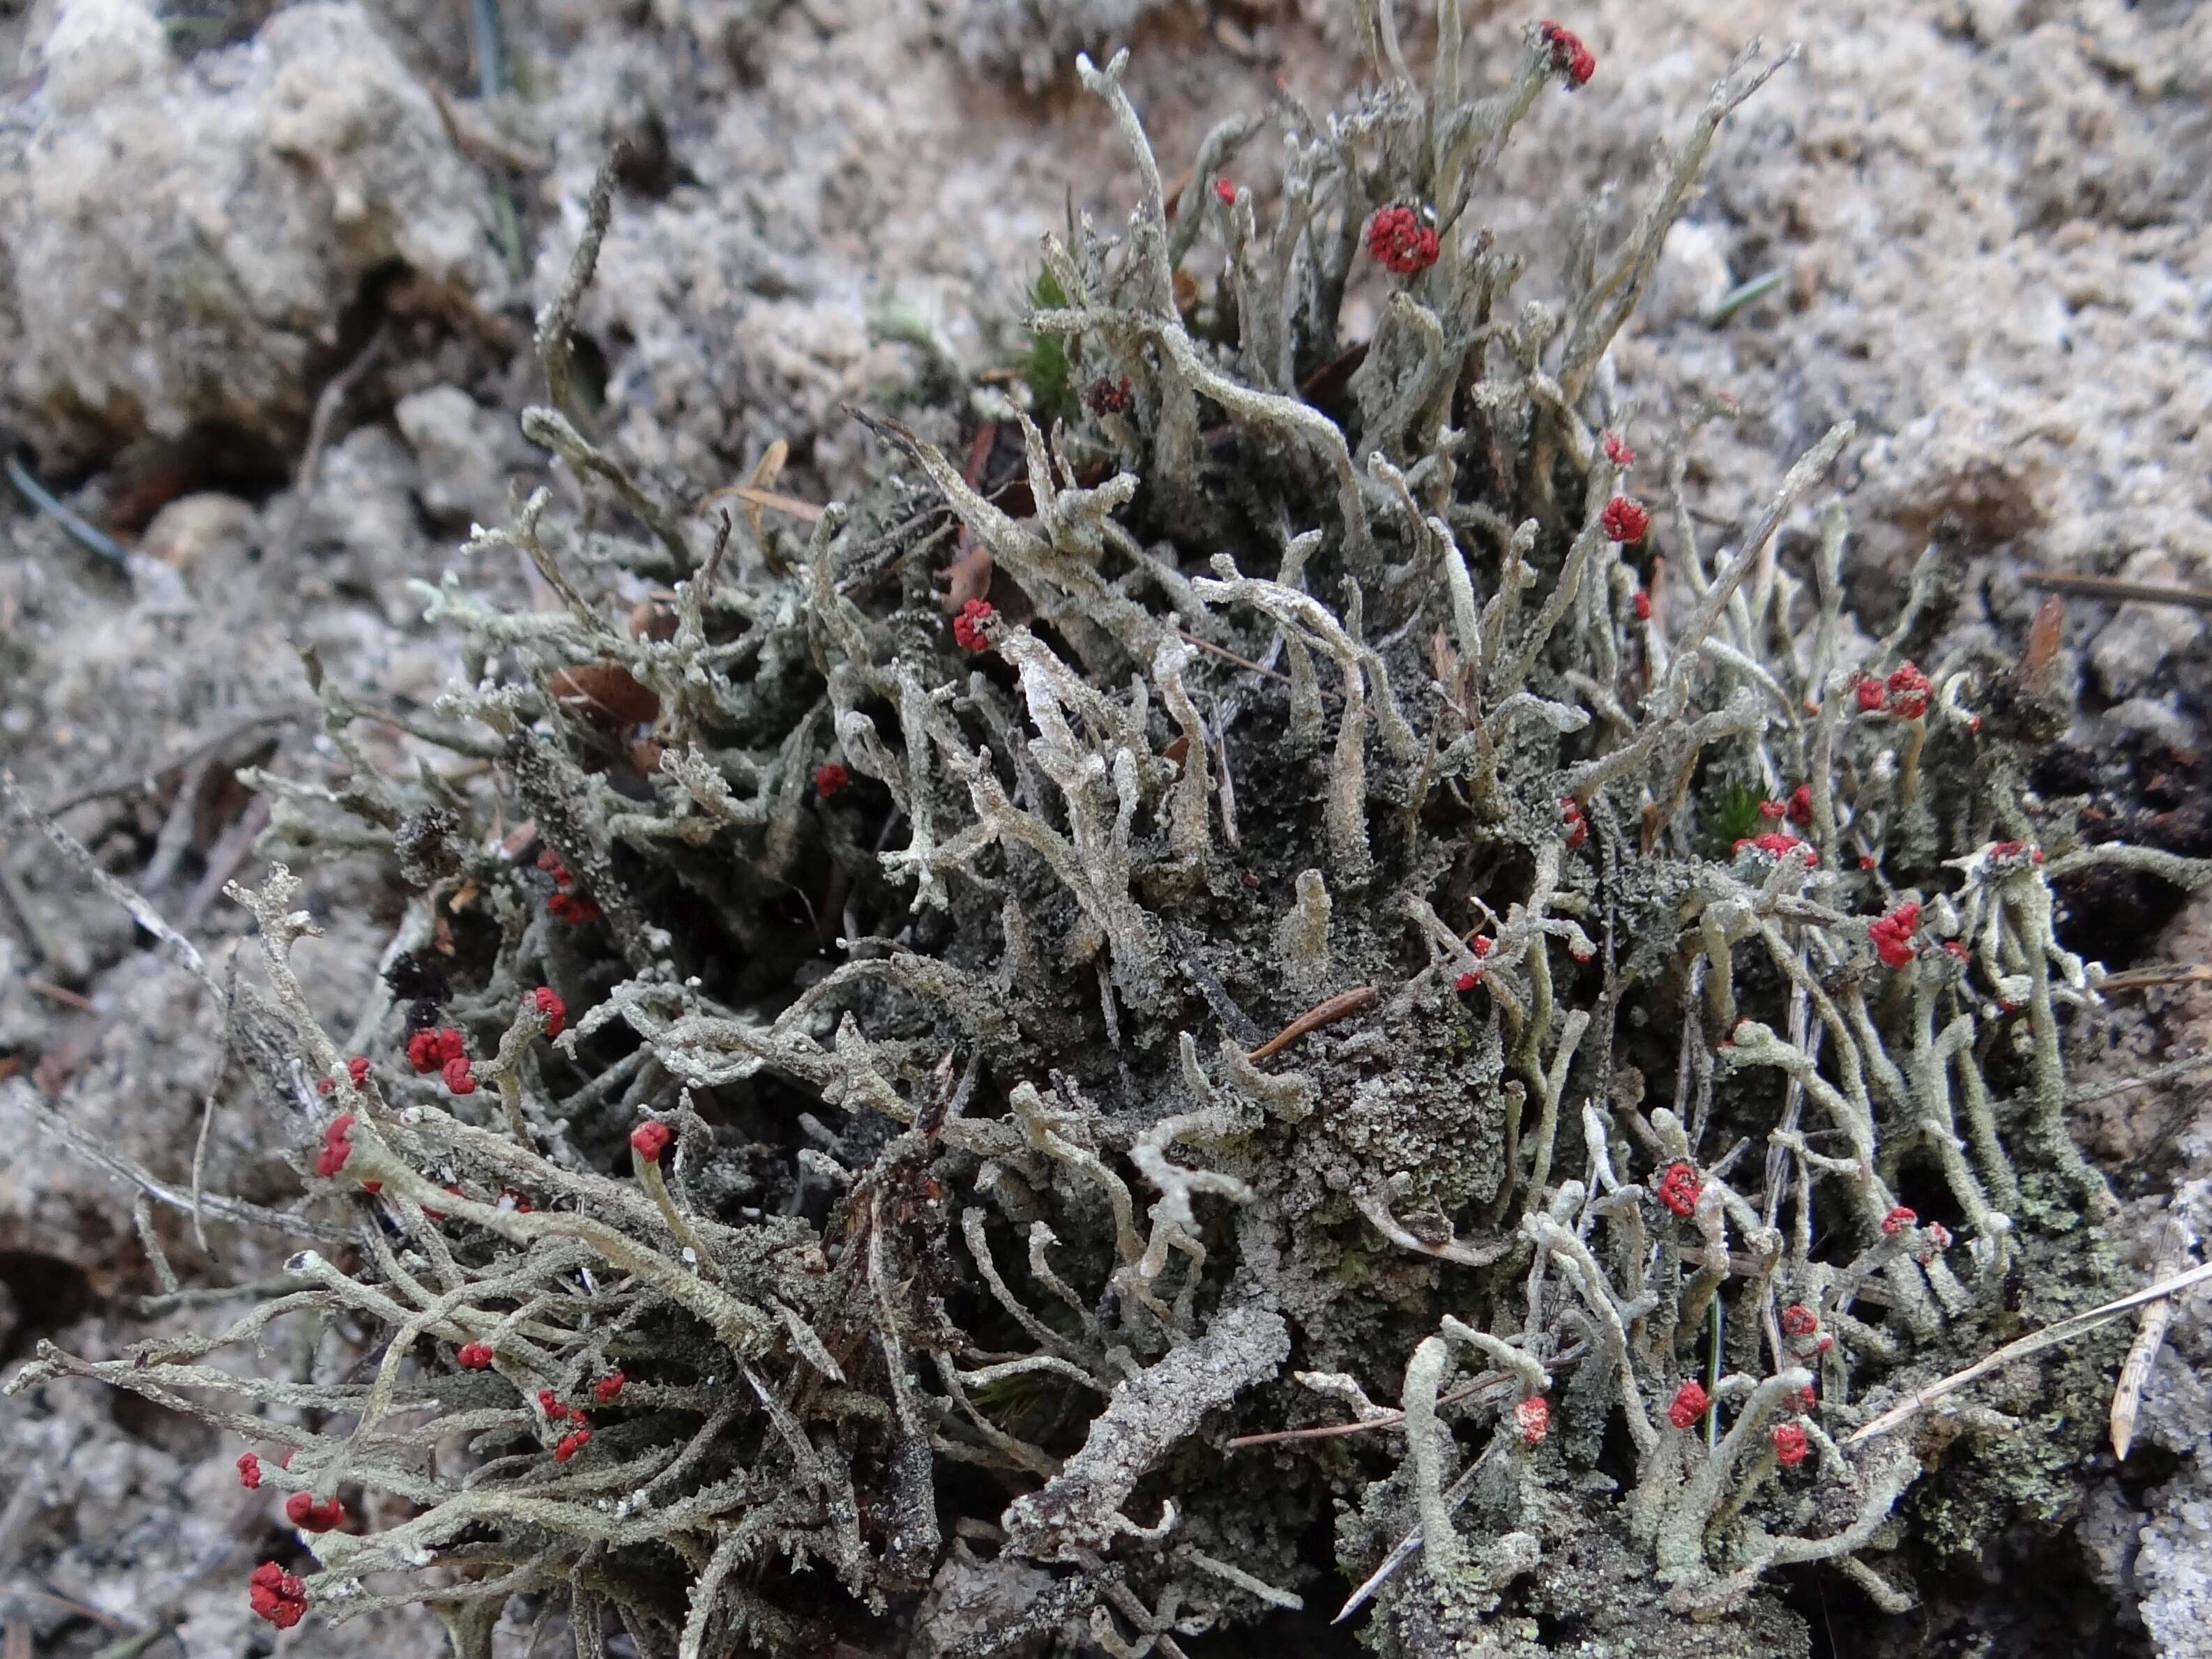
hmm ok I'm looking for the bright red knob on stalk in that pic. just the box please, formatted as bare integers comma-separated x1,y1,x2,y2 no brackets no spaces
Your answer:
1669,1381,1709,1430
1365,205,1439,275
285,1492,344,1532
1656,1162,1702,1218
1771,1421,1810,1468
953,600,997,652
1600,496,1649,543
248,1561,308,1628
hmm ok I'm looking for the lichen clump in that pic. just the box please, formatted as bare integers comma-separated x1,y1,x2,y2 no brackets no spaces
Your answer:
8,6,2204,1657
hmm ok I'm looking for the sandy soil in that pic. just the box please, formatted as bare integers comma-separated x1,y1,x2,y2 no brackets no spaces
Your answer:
1,0,2209,1652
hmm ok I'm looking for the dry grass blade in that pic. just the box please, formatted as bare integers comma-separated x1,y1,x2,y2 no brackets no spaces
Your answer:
2098,963,2212,993
2112,1216,2193,1459
1849,1257,2212,1446
24,978,95,1013
696,482,824,524
741,439,790,545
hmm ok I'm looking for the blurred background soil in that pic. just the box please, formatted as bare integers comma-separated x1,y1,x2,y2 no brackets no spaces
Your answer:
1,0,2209,1653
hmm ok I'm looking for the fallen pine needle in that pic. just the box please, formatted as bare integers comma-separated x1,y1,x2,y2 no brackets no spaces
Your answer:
1849,1257,2212,1446
24,977,95,1013
1248,985,1374,1063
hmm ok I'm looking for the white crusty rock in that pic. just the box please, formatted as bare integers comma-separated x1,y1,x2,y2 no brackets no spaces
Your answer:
3,1,503,469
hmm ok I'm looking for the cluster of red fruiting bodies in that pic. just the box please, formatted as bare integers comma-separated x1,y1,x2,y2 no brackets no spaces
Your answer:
1538,20,1596,85
317,991,570,1194
1854,661,1932,720
1453,935,1494,993
953,598,996,652
1084,373,1135,416
261,971,668,1623
248,1562,308,1629
1599,495,1649,543
1656,1161,1702,1218
1359,27,1593,278
537,847,600,925
1732,787,1818,864
1734,831,1815,863
1365,204,1441,275
1869,902,1920,968
245,1363,632,1623
1354,13,1601,278
1668,1380,1709,1430
1665,1379,1810,1462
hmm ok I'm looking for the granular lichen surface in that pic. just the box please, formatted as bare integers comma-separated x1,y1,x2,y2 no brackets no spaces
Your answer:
5,7,2206,1658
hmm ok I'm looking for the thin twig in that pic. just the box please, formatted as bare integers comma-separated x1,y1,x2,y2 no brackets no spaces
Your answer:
0,1080,349,1244
1229,1371,1512,1448
2020,572,2212,612
1849,1259,2212,1446
1174,626,1294,687
87,1614,177,1659
1248,985,1374,1062
1356,1186,1515,1268
179,796,271,934
537,147,630,416
425,79,550,171
0,1588,130,1631
0,771,218,994
1335,1438,1506,1623
190,944,245,1254
135,1275,313,1317
284,322,391,547
1229,1344,1588,1448
33,713,296,821
2068,1050,2212,1106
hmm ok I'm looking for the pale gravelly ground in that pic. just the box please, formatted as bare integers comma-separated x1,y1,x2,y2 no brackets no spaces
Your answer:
1,0,2209,1652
